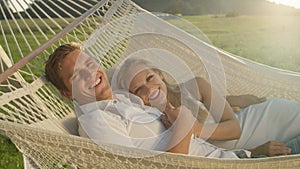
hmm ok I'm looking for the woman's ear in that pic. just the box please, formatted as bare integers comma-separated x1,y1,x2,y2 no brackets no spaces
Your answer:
60,89,72,99
154,69,164,80
159,72,164,80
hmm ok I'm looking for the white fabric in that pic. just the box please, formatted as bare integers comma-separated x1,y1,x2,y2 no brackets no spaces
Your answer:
77,91,240,158
212,98,300,150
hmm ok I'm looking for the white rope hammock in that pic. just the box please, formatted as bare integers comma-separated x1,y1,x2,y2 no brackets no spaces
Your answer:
1,0,300,168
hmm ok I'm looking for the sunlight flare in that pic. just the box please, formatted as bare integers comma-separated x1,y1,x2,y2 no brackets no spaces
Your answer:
267,0,300,9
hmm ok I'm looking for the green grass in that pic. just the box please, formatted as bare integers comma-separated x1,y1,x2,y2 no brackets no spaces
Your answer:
0,136,23,169
1,14,300,168
183,15,300,72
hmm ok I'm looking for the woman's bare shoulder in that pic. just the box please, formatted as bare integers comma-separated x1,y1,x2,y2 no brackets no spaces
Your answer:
180,77,210,99
184,77,209,87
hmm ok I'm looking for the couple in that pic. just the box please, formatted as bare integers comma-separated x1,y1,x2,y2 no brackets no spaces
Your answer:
45,42,300,158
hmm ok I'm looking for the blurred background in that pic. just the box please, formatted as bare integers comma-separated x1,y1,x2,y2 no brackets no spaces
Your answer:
132,0,300,72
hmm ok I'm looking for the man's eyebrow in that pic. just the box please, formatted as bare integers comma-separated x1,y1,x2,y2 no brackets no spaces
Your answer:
86,58,93,62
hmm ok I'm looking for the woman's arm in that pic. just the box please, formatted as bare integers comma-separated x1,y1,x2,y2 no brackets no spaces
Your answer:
167,121,193,154
187,77,241,141
162,103,195,154
226,95,266,110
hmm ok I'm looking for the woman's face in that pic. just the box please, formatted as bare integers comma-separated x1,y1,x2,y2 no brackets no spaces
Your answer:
125,64,168,111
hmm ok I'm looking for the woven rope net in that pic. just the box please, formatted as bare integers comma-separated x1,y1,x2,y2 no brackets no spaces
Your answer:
1,0,300,168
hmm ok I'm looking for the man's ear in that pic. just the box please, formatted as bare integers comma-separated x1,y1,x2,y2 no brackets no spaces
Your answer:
60,89,72,99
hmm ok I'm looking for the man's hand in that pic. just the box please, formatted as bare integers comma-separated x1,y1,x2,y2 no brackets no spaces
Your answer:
249,141,291,157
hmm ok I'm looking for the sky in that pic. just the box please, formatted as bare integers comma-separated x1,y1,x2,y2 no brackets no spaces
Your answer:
267,0,300,9
8,0,32,12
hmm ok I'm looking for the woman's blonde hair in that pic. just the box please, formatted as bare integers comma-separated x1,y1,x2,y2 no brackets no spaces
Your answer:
115,57,180,95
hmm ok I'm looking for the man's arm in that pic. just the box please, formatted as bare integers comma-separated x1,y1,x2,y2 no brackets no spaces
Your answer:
78,110,134,147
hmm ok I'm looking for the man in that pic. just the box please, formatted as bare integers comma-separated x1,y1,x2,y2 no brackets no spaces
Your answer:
45,42,250,158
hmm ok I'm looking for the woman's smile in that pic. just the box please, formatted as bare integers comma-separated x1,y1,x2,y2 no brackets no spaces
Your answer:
148,88,160,101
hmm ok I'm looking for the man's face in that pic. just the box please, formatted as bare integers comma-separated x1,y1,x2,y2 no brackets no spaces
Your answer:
59,50,113,105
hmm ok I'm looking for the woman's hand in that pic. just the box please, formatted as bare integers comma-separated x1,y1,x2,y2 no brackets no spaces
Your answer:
160,113,172,129
163,103,178,124
249,141,291,157
160,103,196,128
160,103,183,128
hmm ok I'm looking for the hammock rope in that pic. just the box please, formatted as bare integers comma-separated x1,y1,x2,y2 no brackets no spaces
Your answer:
1,0,300,168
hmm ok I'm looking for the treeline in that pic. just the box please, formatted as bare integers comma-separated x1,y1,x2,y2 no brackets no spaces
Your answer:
132,0,300,16
1,0,299,20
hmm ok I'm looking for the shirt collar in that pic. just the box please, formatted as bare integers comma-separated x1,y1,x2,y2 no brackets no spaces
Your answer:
77,90,163,118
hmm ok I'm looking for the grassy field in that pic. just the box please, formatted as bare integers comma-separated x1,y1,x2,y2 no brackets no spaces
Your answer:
1,14,300,168
0,136,23,169
183,15,300,72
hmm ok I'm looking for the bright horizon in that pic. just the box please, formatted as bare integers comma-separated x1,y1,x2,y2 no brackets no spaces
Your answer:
8,0,300,13
8,0,32,12
267,0,300,9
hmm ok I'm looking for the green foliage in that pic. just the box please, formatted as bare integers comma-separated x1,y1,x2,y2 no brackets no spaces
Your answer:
167,8,182,15
225,10,240,17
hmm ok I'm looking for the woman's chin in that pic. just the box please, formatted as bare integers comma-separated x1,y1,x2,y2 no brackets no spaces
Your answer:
149,99,167,112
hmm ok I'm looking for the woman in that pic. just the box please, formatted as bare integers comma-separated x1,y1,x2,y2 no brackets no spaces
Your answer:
114,57,300,157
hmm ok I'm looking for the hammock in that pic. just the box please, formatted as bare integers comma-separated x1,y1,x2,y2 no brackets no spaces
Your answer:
1,0,300,168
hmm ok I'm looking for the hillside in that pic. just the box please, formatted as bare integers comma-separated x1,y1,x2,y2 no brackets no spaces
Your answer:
1,0,299,20
132,0,300,15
